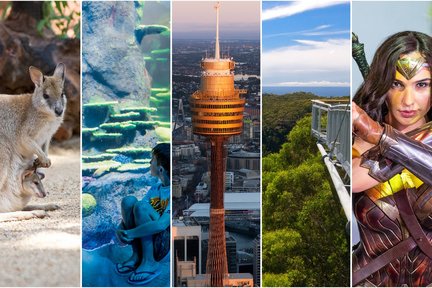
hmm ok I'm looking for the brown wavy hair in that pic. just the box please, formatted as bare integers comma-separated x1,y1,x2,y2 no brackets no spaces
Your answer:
353,31,432,122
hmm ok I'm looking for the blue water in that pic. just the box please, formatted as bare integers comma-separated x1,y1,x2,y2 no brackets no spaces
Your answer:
264,86,350,97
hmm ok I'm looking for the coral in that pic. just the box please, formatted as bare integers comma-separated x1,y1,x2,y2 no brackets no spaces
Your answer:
109,112,141,122
155,127,171,141
82,160,122,177
83,102,117,128
82,153,118,163
117,162,151,173
82,193,97,217
91,132,124,150
106,147,152,159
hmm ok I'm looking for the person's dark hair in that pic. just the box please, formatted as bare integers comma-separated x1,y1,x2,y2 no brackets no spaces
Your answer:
353,31,432,122
152,143,170,175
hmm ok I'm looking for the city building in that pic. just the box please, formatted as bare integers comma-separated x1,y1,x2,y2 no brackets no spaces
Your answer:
185,273,253,287
176,258,197,287
173,219,202,286
173,177,183,198
225,171,234,190
183,192,260,219
195,182,209,199
227,150,260,171
201,171,234,191
253,235,260,287
173,143,201,160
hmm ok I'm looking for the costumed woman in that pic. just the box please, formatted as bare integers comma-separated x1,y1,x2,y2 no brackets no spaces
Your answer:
352,31,432,286
115,143,170,285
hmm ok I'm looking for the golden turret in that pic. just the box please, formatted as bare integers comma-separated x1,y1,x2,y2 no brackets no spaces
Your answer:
190,3,246,136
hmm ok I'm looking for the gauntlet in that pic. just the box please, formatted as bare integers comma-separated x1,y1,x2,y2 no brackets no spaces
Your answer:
352,103,383,145
361,122,432,185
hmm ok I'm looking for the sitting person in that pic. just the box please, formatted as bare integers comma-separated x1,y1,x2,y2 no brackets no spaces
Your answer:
115,143,170,285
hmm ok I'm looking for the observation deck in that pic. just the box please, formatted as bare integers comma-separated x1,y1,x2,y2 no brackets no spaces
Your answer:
190,57,246,136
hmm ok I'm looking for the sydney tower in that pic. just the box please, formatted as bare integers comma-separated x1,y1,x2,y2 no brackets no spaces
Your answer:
189,2,246,286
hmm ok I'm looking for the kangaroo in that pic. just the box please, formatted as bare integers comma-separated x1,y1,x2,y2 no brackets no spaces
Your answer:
0,63,66,216
22,163,46,199
0,158,59,222
0,63,66,168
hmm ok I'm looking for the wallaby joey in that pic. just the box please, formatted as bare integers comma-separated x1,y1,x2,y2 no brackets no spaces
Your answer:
22,166,46,198
0,63,66,168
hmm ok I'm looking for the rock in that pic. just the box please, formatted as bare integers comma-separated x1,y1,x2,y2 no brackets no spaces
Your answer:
112,154,133,164
82,171,158,249
82,2,151,105
82,176,96,189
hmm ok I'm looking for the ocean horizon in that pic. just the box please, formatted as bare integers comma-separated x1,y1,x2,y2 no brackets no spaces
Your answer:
263,86,350,97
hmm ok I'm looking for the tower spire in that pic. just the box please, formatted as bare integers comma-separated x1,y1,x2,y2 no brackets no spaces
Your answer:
214,2,220,60
190,3,246,285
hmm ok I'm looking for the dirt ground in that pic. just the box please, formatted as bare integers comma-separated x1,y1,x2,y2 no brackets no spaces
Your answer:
0,138,81,287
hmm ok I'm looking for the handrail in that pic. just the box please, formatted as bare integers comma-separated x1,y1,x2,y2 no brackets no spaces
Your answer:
311,100,350,175
311,100,351,221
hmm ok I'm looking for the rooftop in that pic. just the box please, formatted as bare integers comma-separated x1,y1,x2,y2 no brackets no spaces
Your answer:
184,192,259,217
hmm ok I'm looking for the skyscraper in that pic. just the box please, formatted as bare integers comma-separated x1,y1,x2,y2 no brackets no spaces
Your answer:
189,2,246,286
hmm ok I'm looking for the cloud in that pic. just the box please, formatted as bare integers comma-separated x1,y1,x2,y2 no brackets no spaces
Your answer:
262,38,350,86
264,24,332,38
303,30,349,36
315,25,332,30
262,1,348,21
265,26,348,39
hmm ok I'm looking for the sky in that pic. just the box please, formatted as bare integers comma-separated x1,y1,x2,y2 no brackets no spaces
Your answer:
262,1,350,87
173,1,260,40
352,1,431,90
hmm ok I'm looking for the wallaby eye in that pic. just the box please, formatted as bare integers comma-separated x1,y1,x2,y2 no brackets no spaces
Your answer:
33,181,39,185
43,94,49,100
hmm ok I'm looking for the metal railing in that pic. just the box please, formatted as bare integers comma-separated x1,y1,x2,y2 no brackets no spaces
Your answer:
311,99,350,175
311,99,351,221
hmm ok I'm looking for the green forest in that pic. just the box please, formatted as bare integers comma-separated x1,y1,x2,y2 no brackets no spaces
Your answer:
262,93,349,287
263,92,318,155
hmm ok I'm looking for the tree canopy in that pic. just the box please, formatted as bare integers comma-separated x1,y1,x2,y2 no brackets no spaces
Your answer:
263,92,349,155
263,114,349,287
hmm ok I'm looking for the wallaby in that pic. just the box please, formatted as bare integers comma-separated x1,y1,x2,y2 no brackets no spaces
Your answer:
0,159,59,222
22,164,46,199
0,63,66,216
0,63,66,168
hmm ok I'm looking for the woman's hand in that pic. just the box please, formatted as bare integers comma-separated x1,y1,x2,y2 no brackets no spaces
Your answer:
352,102,384,145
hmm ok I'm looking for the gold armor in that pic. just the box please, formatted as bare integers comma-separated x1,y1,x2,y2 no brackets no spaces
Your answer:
353,122,432,286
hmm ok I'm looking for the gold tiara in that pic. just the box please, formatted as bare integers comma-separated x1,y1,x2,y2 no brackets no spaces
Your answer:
396,55,429,80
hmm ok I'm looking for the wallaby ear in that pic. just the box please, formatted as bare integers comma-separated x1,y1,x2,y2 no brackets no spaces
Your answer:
53,63,66,84
29,66,43,87
22,170,33,181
